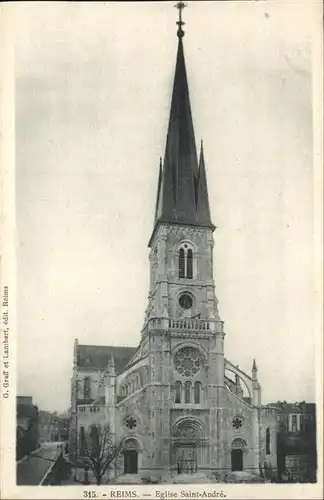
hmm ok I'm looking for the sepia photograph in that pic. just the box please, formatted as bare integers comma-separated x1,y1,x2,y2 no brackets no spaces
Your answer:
0,1,323,498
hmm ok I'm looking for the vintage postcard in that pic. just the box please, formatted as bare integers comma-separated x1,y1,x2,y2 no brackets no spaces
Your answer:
0,1,323,499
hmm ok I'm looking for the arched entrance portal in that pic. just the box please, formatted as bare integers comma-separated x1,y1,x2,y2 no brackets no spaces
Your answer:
172,418,206,474
231,438,247,471
231,449,243,471
123,438,140,474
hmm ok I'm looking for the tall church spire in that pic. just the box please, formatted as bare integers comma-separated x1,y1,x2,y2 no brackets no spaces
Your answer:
151,4,214,244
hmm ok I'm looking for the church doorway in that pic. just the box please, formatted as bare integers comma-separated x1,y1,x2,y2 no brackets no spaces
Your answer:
176,443,197,474
231,449,243,471
231,438,246,472
172,418,207,474
124,450,138,474
123,438,141,475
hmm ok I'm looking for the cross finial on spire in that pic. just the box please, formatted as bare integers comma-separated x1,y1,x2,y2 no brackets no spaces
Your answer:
175,1,187,38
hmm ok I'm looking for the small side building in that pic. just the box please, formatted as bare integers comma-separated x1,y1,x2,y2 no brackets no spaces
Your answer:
271,401,316,482
39,411,71,443
16,396,40,460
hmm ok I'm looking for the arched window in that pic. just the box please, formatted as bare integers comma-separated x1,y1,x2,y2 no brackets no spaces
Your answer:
184,381,191,404
76,380,80,398
266,427,270,454
80,426,85,455
90,425,100,449
179,248,185,278
187,249,193,279
175,381,182,403
194,382,201,404
83,377,91,399
178,244,194,279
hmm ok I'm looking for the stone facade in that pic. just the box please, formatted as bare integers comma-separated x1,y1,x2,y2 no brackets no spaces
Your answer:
69,221,277,480
69,16,278,482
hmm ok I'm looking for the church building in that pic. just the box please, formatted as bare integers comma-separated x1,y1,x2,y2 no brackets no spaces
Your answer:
69,5,277,482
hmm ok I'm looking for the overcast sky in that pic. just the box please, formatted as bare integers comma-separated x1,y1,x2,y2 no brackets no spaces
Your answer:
13,1,319,412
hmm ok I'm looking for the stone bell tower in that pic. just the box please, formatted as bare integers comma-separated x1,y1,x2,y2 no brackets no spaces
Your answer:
140,2,226,475
144,12,223,336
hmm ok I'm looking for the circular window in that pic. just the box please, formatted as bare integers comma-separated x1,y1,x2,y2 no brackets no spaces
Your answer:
232,416,244,430
174,347,203,376
124,416,138,431
179,294,193,309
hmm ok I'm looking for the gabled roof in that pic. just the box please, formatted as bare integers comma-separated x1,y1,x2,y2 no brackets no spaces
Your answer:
77,344,137,375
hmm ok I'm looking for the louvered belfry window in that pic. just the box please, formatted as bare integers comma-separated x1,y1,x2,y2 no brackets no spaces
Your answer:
178,245,194,279
179,248,185,278
187,249,193,278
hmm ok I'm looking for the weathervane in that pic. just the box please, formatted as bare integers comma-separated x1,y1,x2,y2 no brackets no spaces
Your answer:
175,1,187,38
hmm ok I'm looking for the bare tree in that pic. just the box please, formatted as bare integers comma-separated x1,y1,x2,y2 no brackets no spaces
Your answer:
81,424,122,485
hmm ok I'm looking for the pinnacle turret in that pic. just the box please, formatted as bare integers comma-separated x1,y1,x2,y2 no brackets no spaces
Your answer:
252,358,258,381
154,157,163,223
197,140,213,227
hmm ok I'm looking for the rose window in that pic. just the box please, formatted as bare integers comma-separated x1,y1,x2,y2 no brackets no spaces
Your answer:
174,347,203,377
124,416,138,431
232,416,244,430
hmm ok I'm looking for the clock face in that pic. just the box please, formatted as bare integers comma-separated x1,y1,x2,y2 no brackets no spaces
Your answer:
179,293,193,309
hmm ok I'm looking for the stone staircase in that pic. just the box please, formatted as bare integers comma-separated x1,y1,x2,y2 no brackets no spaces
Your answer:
115,474,144,484
171,472,213,484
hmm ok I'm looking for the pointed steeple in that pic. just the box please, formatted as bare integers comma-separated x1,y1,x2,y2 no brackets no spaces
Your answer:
197,140,213,227
156,33,198,225
150,7,214,245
